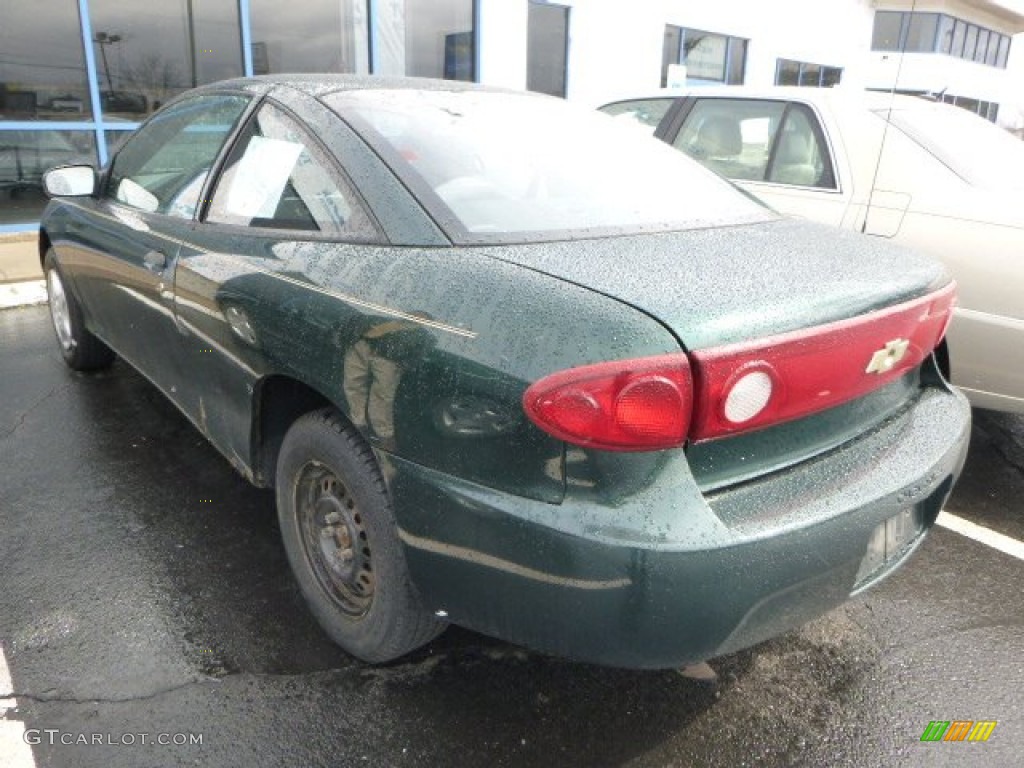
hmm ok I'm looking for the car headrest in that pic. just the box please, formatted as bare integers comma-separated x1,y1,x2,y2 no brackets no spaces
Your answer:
694,115,742,157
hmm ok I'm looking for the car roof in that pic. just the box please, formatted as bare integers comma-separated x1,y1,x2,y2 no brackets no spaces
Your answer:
596,85,935,113
197,74,515,100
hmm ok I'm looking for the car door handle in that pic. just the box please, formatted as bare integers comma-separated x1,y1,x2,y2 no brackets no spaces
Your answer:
143,250,168,272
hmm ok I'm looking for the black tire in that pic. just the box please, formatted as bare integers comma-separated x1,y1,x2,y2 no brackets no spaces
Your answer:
276,408,445,663
43,249,114,371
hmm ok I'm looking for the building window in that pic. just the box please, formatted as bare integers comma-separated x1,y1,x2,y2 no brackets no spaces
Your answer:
871,11,1012,69
775,59,842,88
527,2,569,98
249,0,369,75
997,35,1011,68
0,131,97,225
1,1,94,121
875,89,1002,124
661,25,746,87
374,0,476,80
904,13,940,52
86,0,244,119
941,92,1000,123
871,11,904,51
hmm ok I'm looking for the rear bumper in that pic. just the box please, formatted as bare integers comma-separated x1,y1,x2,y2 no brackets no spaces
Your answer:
384,383,970,669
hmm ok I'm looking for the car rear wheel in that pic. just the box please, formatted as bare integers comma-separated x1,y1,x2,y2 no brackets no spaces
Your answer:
276,408,445,663
44,249,114,371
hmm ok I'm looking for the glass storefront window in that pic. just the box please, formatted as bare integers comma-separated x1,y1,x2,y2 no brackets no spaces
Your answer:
775,59,799,86
798,63,821,87
726,39,747,86
2,2,93,121
685,31,728,82
951,20,967,56
821,67,843,87
937,16,955,54
0,131,96,224
871,12,904,51
250,0,368,74
904,13,938,52
875,11,1008,71
663,26,747,86
776,59,842,88
104,129,135,162
984,33,999,66
963,24,979,60
527,1,569,98
975,29,990,63
86,0,243,120
375,0,476,80
997,36,1011,68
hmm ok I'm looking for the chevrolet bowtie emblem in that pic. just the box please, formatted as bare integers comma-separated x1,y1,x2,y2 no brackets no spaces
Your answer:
866,338,910,375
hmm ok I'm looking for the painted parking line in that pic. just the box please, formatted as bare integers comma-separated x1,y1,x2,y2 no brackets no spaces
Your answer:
0,645,37,768
937,511,1024,562
0,281,47,310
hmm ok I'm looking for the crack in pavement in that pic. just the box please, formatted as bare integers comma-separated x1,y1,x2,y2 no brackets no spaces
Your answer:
1,380,73,441
0,676,212,708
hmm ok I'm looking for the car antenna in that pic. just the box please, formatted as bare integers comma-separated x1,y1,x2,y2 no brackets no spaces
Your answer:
863,0,917,233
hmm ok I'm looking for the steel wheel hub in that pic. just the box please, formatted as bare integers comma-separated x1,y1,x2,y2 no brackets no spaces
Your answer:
297,463,373,615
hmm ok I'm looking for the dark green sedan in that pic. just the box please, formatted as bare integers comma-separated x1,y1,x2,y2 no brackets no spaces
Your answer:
39,76,969,669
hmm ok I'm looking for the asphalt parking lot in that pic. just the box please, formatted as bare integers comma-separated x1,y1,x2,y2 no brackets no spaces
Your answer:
2,302,1023,768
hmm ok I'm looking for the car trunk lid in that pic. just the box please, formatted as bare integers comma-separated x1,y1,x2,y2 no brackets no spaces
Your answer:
483,218,948,350
486,218,953,490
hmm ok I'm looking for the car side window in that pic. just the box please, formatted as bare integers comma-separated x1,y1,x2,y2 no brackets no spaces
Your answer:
106,94,250,218
675,99,787,181
766,105,835,189
206,102,375,237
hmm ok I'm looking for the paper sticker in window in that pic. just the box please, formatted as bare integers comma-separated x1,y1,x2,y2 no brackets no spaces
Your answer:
225,136,303,219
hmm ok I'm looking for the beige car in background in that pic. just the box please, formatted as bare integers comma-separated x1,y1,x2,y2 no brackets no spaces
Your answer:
600,87,1024,413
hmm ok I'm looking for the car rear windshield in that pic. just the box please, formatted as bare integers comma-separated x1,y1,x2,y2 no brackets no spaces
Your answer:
326,89,774,243
885,104,1024,191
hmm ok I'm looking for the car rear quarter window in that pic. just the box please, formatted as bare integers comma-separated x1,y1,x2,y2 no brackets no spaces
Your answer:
106,94,250,218
206,101,377,237
766,105,834,188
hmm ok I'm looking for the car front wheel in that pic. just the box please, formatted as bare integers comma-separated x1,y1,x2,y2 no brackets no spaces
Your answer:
275,408,445,663
44,249,114,371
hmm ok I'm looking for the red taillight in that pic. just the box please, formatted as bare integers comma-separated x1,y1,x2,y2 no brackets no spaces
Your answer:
689,281,957,441
524,283,956,452
522,354,692,451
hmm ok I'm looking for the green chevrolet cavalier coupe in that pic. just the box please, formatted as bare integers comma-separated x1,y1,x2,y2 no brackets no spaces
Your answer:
39,76,969,668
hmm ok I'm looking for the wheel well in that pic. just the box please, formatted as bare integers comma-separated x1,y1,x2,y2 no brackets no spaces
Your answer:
39,228,52,266
253,376,334,488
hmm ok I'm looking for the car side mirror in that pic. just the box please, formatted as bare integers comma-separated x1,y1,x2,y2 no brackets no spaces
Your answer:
42,165,97,197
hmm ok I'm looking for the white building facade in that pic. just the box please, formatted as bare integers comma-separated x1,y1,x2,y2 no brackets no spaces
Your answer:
478,0,1024,127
